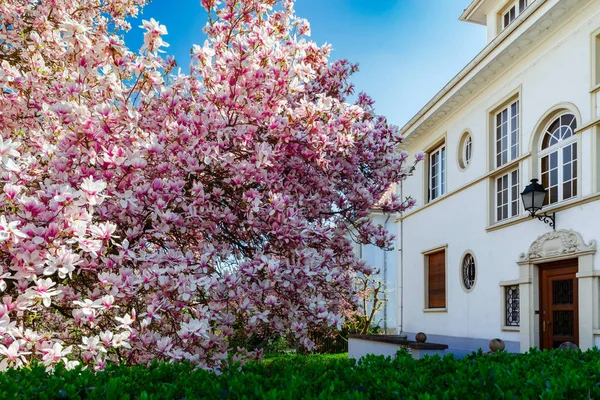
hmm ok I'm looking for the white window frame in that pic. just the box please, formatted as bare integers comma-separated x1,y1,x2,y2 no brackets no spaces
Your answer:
539,113,578,205
428,144,446,202
495,168,520,222
464,135,473,167
502,0,529,29
593,29,600,89
495,100,519,168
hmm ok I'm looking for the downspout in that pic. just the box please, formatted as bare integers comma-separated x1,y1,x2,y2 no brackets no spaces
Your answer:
399,180,404,334
383,214,390,333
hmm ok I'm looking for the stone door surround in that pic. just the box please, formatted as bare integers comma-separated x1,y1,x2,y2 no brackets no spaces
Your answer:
517,230,597,352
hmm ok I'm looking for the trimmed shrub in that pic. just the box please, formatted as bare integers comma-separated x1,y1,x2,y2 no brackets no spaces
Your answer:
2,349,600,399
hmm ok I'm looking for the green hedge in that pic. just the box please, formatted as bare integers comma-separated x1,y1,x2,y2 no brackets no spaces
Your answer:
2,349,600,399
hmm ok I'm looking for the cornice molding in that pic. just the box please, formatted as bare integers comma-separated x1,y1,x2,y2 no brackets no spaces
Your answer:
401,0,592,148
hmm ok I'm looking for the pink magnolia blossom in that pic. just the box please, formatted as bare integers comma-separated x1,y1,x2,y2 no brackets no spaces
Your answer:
0,341,30,370
0,216,27,243
0,0,418,371
24,279,61,308
0,137,20,172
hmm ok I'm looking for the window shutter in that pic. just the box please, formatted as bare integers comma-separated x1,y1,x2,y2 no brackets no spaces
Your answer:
428,250,446,308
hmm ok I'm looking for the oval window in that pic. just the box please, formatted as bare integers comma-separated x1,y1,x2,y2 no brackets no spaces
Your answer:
461,253,476,291
458,132,473,170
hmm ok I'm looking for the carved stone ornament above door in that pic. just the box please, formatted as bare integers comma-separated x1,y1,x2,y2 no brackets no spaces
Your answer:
519,229,597,263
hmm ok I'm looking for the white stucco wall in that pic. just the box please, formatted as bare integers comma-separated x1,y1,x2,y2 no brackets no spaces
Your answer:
397,0,600,350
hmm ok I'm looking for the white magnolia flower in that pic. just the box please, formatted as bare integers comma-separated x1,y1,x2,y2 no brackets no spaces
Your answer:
80,176,107,206
45,247,81,279
111,332,131,349
0,341,30,370
0,136,20,172
115,313,135,330
79,336,106,355
24,278,61,307
0,215,27,243
73,299,101,316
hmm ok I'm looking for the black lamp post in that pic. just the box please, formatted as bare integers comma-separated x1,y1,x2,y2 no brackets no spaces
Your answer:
520,178,555,230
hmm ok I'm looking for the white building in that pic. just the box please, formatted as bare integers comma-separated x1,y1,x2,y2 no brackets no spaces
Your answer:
392,0,600,356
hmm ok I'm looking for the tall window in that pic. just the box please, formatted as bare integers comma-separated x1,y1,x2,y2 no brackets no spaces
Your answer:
427,250,446,309
495,100,519,168
540,113,578,205
496,169,520,222
502,0,529,29
428,144,446,201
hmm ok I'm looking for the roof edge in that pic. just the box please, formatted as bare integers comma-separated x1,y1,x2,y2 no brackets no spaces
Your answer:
400,0,546,139
459,0,487,25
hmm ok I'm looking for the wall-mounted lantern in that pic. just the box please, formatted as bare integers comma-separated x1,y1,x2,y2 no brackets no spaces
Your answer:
520,179,555,230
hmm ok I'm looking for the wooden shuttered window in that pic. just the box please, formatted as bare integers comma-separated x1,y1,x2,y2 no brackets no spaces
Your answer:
428,250,446,308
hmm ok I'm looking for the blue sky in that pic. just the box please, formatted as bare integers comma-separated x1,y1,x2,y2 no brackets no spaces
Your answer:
125,0,485,127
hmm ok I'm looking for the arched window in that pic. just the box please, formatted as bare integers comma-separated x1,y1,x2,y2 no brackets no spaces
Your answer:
539,113,577,205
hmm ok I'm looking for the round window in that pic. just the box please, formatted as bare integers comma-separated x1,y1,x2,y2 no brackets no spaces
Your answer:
458,131,473,170
461,253,476,291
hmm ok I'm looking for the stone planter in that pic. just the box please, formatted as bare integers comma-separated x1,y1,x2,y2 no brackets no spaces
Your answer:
348,334,448,360
348,334,408,360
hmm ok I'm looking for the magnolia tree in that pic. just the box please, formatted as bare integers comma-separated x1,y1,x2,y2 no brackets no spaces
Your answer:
0,0,420,370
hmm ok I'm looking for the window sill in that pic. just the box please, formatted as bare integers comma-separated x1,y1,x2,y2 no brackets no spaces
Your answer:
426,194,447,206
501,326,520,332
542,195,584,214
499,278,530,286
489,153,529,176
486,194,600,231
487,214,528,232
423,308,447,313
590,83,600,94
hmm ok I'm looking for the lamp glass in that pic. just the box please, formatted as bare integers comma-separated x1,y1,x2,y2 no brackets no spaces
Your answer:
532,189,546,211
521,191,534,211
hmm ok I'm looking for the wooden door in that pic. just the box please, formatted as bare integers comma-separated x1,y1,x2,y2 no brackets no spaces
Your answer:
539,260,578,350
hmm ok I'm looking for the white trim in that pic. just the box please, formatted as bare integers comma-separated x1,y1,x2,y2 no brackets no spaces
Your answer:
428,144,446,202
423,308,448,313
499,278,532,286
501,0,530,30
538,113,579,205
494,167,521,223
459,250,478,293
494,99,520,168
457,131,474,171
499,282,521,331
